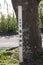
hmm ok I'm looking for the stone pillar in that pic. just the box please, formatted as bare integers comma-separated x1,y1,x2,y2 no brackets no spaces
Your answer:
11,0,42,65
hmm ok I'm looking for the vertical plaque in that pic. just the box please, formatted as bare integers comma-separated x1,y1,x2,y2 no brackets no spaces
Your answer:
18,6,23,62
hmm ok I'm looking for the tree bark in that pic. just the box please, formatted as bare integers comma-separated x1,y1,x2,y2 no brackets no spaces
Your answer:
11,0,42,65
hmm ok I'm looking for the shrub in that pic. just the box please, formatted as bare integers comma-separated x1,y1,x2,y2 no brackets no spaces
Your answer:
0,15,18,35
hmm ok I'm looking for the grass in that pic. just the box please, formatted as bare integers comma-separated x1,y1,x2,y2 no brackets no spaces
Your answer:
0,48,19,65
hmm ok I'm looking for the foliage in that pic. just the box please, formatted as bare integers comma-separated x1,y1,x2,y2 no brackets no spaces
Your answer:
39,0,43,28
0,48,19,65
0,14,18,35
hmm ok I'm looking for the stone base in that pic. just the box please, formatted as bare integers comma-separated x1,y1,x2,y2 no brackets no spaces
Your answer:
19,62,26,65
19,61,36,65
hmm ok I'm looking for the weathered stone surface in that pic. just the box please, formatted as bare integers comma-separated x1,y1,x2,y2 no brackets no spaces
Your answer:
11,0,42,65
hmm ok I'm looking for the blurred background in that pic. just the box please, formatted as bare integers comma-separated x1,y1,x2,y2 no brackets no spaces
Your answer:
0,0,18,35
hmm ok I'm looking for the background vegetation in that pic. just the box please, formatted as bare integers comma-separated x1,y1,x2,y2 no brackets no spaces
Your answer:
0,14,18,35
39,0,43,32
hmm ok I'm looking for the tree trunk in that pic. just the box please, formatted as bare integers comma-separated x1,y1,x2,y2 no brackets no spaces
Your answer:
11,0,42,65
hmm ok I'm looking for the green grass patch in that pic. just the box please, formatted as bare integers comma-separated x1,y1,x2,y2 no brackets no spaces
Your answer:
0,48,19,65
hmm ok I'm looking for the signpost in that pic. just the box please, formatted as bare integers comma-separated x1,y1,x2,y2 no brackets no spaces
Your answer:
18,6,23,62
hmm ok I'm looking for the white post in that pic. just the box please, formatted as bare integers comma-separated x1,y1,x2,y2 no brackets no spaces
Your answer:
18,6,23,62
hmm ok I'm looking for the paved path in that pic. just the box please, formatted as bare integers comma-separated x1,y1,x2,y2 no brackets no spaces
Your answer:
0,34,43,50
0,35,19,50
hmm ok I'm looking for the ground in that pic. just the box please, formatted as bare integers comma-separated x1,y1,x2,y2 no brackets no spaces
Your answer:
0,48,19,65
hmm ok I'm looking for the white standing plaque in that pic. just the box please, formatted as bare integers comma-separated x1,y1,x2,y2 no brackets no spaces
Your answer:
18,6,23,62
